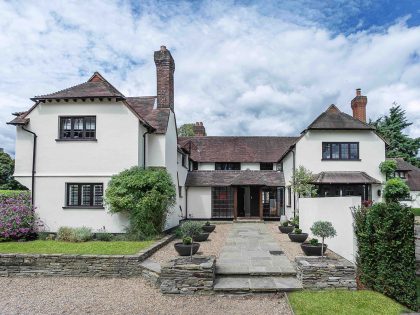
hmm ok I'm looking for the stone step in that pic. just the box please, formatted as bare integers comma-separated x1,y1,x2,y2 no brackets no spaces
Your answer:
214,276,302,293
216,265,296,276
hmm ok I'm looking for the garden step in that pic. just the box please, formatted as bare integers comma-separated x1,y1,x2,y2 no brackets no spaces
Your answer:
214,276,302,292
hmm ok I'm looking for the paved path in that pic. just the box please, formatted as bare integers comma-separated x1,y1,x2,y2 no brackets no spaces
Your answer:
216,223,296,275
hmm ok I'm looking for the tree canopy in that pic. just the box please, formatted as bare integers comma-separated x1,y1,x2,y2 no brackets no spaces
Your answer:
370,104,420,167
177,123,195,137
0,151,27,190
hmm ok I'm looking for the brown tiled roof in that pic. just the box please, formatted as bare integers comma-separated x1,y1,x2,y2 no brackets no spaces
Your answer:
387,158,420,191
125,97,170,134
312,171,381,184
305,104,375,131
178,136,298,163
185,170,285,187
7,115,29,125
31,72,125,101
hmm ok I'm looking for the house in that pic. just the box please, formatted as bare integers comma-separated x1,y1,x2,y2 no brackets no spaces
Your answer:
180,92,386,220
388,158,420,208
8,46,387,232
8,46,187,232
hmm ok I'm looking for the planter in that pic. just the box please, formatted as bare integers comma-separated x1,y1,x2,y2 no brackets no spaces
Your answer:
288,233,308,243
278,226,294,234
202,225,216,233
174,242,200,256
301,243,328,256
193,232,210,242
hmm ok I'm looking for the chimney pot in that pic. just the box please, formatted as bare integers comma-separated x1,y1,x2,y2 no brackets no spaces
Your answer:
356,88,361,96
160,45,166,51
193,122,206,136
351,88,367,122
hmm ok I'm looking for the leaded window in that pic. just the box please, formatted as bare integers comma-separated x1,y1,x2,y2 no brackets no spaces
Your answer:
322,142,359,160
59,116,96,140
211,187,234,218
66,183,103,207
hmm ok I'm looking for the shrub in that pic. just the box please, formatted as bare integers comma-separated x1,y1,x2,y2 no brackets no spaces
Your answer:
105,167,176,239
290,216,299,227
180,221,202,238
383,178,410,202
73,227,92,242
294,228,302,234
182,236,192,245
174,227,183,239
282,221,290,227
310,221,337,258
56,227,75,242
205,221,211,226
379,160,397,179
309,238,318,245
95,227,113,241
0,191,35,241
353,202,416,310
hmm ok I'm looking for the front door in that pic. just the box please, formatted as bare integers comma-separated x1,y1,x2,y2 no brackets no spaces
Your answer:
236,186,261,218
250,187,260,217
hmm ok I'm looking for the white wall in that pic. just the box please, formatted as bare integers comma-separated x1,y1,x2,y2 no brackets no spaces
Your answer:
198,163,215,170
402,191,420,208
147,134,165,167
187,187,212,218
282,150,295,218
299,196,361,262
241,163,260,170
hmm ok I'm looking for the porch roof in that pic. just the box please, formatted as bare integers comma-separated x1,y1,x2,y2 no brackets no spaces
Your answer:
312,171,381,184
185,170,285,187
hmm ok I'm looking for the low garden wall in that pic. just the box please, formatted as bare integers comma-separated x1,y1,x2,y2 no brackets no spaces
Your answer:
160,255,216,294
295,256,356,290
0,235,174,278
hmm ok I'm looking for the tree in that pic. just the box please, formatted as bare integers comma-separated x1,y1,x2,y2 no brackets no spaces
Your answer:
178,123,195,137
105,167,176,239
383,178,410,202
379,160,397,180
290,166,317,211
0,151,27,190
370,104,420,167
310,221,337,258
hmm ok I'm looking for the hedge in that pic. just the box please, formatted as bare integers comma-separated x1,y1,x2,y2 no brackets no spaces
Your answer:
353,202,417,310
0,190,30,199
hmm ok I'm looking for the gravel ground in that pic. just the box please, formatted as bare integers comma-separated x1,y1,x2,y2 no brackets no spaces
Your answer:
0,277,292,315
267,222,339,261
150,223,232,264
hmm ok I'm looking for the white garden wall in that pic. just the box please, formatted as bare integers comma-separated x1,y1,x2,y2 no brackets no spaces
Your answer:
299,196,361,262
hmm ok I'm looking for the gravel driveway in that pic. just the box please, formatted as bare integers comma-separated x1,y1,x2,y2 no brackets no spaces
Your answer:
0,277,292,315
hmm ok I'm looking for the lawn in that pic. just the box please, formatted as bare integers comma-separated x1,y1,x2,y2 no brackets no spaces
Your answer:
412,208,420,216
0,240,155,255
288,290,405,315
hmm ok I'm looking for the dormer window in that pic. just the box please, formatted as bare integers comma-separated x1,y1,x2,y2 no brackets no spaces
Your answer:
394,171,406,179
322,142,359,160
59,116,96,140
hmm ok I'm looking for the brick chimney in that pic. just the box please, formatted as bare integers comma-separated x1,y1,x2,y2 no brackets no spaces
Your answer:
193,122,206,136
351,88,367,122
154,46,175,111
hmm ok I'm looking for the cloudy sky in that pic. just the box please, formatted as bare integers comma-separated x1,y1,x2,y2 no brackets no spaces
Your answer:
1,0,420,155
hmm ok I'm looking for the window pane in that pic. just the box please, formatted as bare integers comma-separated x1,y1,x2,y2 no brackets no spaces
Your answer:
73,118,84,138
349,143,358,159
340,143,349,159
62,118,72,138
260,163,273,170
212,187,233,218
331,143,340,159
85,117,96,138
81,185,91,206
93,185,103,206
68,184,79,206
322,143,331,159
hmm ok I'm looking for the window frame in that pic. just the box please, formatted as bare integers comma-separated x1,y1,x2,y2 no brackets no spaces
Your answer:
215,162,241,170
322,142,360,161
64,183,104,209
260,162,274,170
58,116,97,141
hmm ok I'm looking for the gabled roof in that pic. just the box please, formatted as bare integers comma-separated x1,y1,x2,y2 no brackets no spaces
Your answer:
178,136,298,163
31,72,125,101
312,171,381,184
125,97,170,134
387,158,420,191
185,170,285,187
388,158,419,171
305,104,375,132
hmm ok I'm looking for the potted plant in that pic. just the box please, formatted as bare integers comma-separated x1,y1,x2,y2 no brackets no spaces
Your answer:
288,228,308,243
301,221,337,257
290,216,299,228
174,221,202,257
202,221,216,233
278,221,294,234
193,231,210,242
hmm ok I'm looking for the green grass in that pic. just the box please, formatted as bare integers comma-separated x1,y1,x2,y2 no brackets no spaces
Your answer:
288,290,405,315
0,240,155,255
412,208,420,216
417,277,420,307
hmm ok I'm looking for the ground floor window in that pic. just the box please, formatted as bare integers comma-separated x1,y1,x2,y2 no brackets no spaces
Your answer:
262,187,284,217
316,184,371,201
211,187,234,218
66,183,103,207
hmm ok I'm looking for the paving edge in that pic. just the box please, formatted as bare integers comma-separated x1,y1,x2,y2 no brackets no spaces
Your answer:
284,292,296,315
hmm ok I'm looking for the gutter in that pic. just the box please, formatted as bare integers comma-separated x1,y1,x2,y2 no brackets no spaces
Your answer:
142,129,151,169
21,126,37,205
291,148,296,217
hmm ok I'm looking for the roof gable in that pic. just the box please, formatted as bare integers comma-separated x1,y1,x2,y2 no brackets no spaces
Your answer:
305,104,375,131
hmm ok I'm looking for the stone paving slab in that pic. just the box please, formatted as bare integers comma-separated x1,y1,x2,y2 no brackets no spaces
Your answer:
216,223,296,276
214,276,302,292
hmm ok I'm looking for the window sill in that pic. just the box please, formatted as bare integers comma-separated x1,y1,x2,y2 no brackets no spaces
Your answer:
321,159,361,161
62,206,104,210
56,139,97,142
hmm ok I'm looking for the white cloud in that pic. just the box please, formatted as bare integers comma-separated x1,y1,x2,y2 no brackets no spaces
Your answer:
0,1,419,156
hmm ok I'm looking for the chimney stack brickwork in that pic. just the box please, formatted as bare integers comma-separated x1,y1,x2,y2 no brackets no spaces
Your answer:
154,46,175,111
351,88,367,123
193,122,206,136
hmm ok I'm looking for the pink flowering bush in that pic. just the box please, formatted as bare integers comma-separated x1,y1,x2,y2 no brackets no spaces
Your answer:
0,191,36,241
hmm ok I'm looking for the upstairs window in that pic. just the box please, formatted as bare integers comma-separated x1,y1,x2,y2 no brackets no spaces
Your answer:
66,183,103,208
59,116,96,140
322,142,359,160
260,163,274,170
394,171,406,179
215,162,240,170
192,161,198,171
